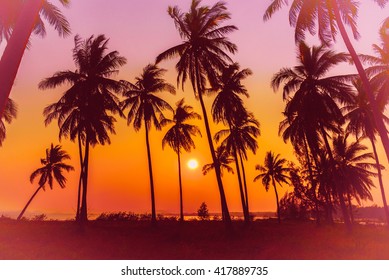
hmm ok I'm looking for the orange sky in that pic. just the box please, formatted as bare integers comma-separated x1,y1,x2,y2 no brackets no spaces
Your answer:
0,0,388,219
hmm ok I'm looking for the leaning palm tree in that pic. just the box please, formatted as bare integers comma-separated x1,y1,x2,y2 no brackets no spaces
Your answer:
156,0,237,224
254,151,290,224
121,64,175,224
39,34,126,223
0,0,70,118
263,0,389,166
161,98,201,222
17,144,74,220
344,79,389,226
0,98,17,146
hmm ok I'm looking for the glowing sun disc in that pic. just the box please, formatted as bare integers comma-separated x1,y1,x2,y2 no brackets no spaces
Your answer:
187,159,199,170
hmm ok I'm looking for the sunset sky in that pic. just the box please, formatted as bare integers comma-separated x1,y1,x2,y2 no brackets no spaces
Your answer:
0,0,388,219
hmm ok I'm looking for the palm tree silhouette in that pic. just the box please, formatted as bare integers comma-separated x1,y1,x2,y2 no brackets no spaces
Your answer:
161,98,201,222
121,64,175,225
215,114,260,223
263,0,389,167
0,0,70,118
39,34,126,223
254,151,290,224
156,0,237,224
272,42,354,226
202,145,234,176
344,79,389,226
17,144,73,220
0,98,17,147
211,63,255,223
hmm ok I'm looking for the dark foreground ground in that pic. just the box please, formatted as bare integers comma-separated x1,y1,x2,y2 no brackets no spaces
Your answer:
0,219,388,259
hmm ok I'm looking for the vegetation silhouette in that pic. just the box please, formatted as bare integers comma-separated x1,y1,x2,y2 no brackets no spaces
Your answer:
211,63,257,224
39,34,126,223
263,0,389,171
0,98,17,146
273,42,355,228
197,202,210,220
254,151,290,224
344,79,389,226
17,144,73,220
120,64,175,225
0,0,70,118
161,98,202,222
202,145,234,176
156,0,238,225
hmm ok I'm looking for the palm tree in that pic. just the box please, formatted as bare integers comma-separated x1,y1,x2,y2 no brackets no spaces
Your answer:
17,144,73,220
156,0,238,224
0,98,17,146
121,64,175,224
263,0,389,166
215,114,260,223
0,0,70,118
272,42,354,227
211,62,255,222
39,34,126,223
254,151,290,224
202,145,235,176
161,98,201,222
344,79,389,225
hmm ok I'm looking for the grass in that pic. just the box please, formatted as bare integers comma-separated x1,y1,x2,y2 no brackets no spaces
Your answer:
0,219,388,259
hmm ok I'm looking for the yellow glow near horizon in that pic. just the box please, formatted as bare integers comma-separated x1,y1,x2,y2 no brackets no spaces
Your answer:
187,159,199,170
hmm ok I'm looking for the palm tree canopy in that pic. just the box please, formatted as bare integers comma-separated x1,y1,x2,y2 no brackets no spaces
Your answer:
211,62,252,125
121,64,175,131
30,143,74,190
0,0,71,43
39,34,126,146
162,98,201,153
263,0,388,45
0,98,17,146
214,113,260,160
202,145,234,176
254,151,290,191
156,0,238,93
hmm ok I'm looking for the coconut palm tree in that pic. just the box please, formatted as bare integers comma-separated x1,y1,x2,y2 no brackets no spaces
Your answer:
0,0,70,118
161,98,201,222
121,64,175,224
39,34,126,223
156,0,237,224
0,98,17,146
254,151,290,224
272,42,355,227
215,113,260,223
263,0,389,166
17,144,73,220
202,145,234,176
344,79,389,225
211,62,254,222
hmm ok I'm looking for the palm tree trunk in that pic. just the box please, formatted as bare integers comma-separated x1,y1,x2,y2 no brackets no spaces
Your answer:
145,124,157,224
195,62,231,225
233,147,249,223
238,151,250,218
17,185,43,220
320,125,352,230
272,177,281,224
347,193,355,224
79,136,90,223
331,0,389,165
75,132,84,221
370,136,389,227
177,150,184,222
0,0,43,117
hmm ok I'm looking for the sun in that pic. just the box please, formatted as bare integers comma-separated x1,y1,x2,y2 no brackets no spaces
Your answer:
187,159,199,170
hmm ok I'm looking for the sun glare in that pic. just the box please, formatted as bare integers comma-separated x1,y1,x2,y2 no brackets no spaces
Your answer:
187,159,199,170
